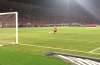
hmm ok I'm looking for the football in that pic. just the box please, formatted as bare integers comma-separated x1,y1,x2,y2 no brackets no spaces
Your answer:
49,32,51,34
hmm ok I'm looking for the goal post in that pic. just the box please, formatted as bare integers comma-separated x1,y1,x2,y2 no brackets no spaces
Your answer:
0,12,18,44
16,12,18,44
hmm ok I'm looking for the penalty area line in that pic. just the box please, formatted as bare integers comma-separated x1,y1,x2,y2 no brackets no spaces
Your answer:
89,47,100,53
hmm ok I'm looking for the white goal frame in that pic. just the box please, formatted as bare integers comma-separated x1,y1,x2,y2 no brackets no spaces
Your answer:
0,12,18,44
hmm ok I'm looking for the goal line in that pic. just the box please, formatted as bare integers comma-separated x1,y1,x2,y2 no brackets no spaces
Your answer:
0,40,100,55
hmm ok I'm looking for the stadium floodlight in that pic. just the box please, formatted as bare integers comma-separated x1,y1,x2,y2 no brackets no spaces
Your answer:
0,12,18,44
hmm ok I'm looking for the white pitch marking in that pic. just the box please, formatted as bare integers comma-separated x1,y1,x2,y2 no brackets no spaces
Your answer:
89,47,100,53
20,36,100,43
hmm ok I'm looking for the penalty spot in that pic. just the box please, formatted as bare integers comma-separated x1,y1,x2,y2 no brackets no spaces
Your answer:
49,32,51,34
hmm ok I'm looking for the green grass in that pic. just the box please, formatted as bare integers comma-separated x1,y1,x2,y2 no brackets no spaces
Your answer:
0,27,100,65
0,49,70,65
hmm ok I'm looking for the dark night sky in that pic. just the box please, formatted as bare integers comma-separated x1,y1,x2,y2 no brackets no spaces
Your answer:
9,0,100,9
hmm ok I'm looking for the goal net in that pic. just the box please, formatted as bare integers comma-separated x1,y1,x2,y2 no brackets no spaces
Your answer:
0,12,18,45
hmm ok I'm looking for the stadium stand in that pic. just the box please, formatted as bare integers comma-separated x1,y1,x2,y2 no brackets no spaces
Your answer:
0,8,100,27
0,8,100,26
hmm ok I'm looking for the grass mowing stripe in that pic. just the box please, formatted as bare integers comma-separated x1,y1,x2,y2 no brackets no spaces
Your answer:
19,43,87,52
0,41,11,43
20,36,100,43
0,49,70,65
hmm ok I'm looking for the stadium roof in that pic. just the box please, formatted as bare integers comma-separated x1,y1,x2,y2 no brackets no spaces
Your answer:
7,0,100,9
0,0,98,9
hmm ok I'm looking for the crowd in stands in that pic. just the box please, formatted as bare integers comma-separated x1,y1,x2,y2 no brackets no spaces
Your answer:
0,7,100,27
18,8,100,27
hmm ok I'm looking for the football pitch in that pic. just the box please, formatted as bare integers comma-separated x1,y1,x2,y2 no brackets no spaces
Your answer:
0,27,100,64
